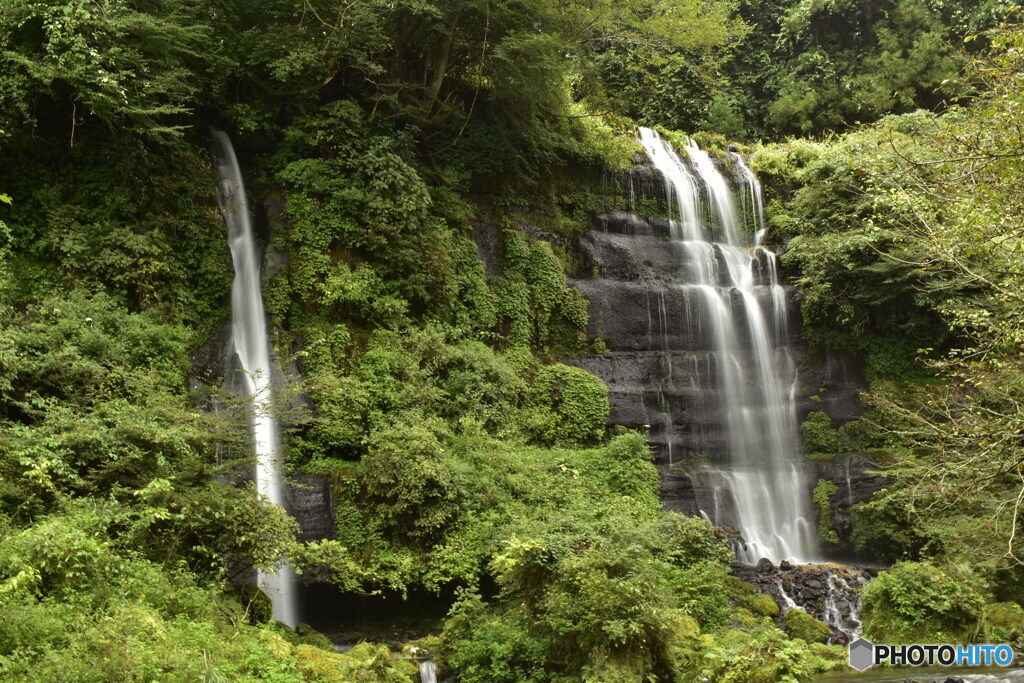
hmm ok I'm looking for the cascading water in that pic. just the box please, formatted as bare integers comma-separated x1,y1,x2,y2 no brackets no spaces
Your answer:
637,127,816,564
211,129,299,627
419,660,438,683
730,150,767,244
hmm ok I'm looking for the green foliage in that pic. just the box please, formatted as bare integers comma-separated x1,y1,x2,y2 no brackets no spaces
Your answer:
440,510,733,682
801,412,840,457
492,228,589,355
687,621,845,682
0,503,305,681
862,562,988,642
755,115,953,377
0,0,216,144
767,0,981,134
525,364,609,447
710,0,1005,138
304,432,661,595
783,608,830,644
979,602,1024,642
812,480,839,546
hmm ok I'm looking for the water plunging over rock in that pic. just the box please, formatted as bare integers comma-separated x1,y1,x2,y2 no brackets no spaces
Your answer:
589,127,817,563
419,660,438,683
211,129,299,627
733,561,873,644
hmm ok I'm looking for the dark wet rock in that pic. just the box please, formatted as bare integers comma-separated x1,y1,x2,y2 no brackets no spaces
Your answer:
190,319,237,389
473,224,503,279
660,466,699,516
732,561,874,643
812,454,891,548
286,474,336,544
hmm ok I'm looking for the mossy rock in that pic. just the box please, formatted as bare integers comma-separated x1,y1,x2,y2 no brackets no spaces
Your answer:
294,644,349,680
294,642,417,682
239,585,273,624
784,609,830,644
731,607,762,628
747,593,781,617
982,602,1024,641
807,642,849,672
725,576,780,616
295,623,335,652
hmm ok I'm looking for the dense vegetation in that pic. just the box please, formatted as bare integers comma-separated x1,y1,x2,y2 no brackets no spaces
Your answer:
3,0,1024,680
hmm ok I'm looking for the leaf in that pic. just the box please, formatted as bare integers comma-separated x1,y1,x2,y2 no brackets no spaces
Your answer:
0,193,11,205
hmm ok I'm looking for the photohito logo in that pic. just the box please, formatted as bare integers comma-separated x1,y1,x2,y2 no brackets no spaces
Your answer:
848,637,1015,671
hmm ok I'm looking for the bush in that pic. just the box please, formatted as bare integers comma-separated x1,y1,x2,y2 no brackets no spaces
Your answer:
526,363,609,447
688,622,841,682
862,562,988,642
801,412,840,456
438,509,732,682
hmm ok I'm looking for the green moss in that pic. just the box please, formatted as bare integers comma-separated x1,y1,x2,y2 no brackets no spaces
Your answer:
784,609,830,644
981,602,1024,642
725,576,780,617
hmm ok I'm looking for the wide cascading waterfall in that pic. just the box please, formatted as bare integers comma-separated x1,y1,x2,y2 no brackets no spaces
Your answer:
637,127,816,564
211,129,299,627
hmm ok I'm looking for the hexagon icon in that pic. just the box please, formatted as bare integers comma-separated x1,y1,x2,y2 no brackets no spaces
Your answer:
849,638,875,671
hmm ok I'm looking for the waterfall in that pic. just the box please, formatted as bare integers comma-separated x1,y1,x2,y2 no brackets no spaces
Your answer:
730,151,767,244
419,660,438,683
211,129,299,627
637,127,816,564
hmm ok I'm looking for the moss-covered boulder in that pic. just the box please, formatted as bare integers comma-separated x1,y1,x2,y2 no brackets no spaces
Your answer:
725,576,780,616
293,642,418,682
294,623,335,651
982,602,1024,641
784,609,830,644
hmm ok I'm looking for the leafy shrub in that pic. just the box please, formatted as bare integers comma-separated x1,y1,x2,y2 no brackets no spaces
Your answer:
440,509,732,682
525,363,609,447
862,562,988,642
688,622,843,682
801,412,840,457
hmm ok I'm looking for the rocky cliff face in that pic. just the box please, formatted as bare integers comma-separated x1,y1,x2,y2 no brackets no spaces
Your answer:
813,454,891,551
565,210,865,464
557,164,875,553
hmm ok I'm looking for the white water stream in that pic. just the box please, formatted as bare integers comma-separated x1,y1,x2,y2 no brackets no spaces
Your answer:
638,128,817,564
211,129,299,627
419,660,438,683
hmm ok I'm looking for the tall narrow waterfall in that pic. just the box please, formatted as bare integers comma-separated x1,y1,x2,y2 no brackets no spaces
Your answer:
637,128,816,563
211,129,299,626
